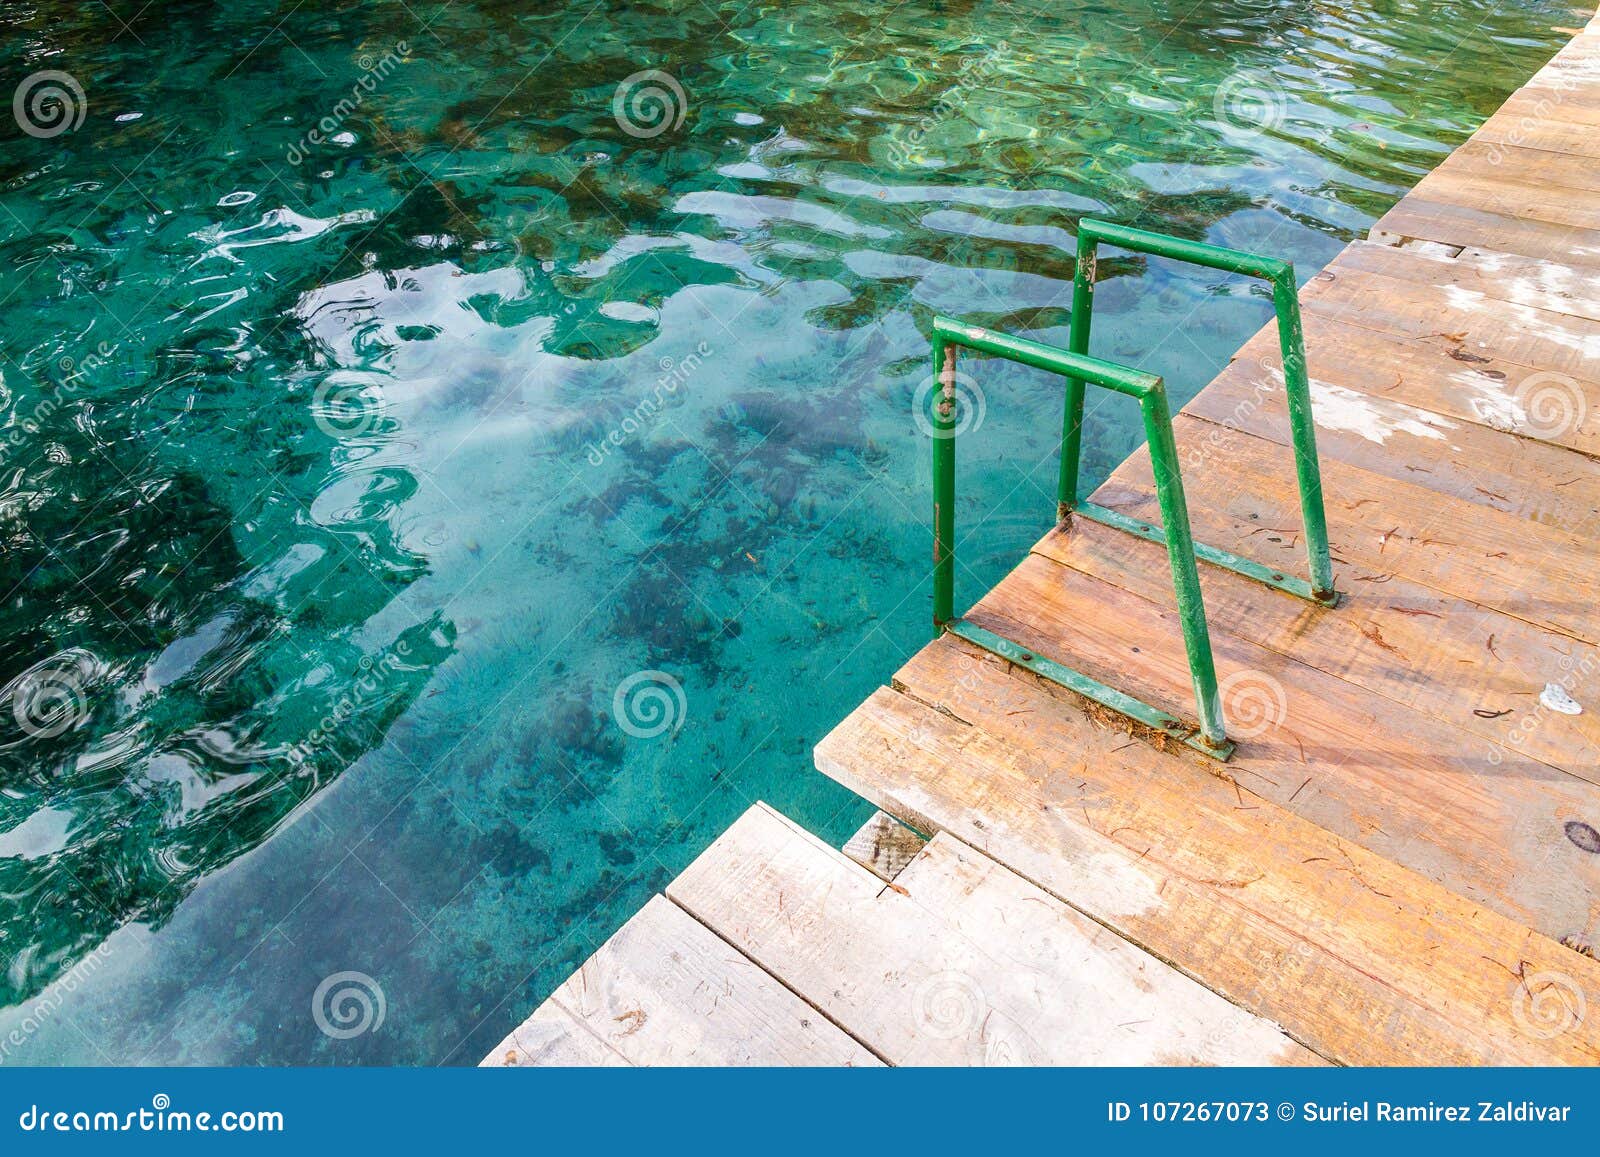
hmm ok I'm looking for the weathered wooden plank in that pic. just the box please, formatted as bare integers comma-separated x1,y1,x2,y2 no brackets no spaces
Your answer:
669,802,1319,1065
518,893,879,1066
1372,196,1600,264
1105,415,1600,646
1037,513,1600,788
1328,239,1600,322
1229,308,1600,458
1297,263,1600,379
1190,331,1600,531
892,835,1325,1067
1410,168,1600,235
1474,110,1600,159
963,549,1600,941
1490,86,1600,130
1436,139,1600,198
817,677,1600,1066
1515,65,1600,98
842,809,926,881
480,1002,632,1067
1534,29,1600,75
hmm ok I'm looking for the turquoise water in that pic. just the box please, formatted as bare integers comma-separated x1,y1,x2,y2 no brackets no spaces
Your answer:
0,0,1571,1063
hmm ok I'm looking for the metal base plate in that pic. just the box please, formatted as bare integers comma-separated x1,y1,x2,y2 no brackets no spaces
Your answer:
1073,501,1341,608
946,619,1235,762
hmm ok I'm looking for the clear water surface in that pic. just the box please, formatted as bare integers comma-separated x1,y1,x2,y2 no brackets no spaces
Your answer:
0,0,1574,1063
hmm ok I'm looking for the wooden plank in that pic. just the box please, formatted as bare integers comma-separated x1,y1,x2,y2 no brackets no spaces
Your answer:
1490,86,1600,130
1535,29,1600,76
1328,239,1600,323
1475,110,1600,159
669,803,1319,1065
963,548,1600,940
1222,309,1600,459
891,835,1324,1067
1040,508,1600,788
1515,68,1600,101
817,677,1600,1066
480,1002,632,1067
1407,169,1600,234
516,893,879,1066
1297,263,1600,380
1191,330,1600,532
1435,140,1600,198
842,809,926,881
1110,414,1600,646
1371,197,1600,264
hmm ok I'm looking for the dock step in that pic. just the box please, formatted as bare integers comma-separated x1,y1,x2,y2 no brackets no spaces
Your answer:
670,803,1318,1065
816,675,1600,1066
488,802,1320,1066
481,892,877,1067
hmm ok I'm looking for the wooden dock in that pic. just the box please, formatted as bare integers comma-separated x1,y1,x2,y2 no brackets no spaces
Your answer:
486,13,1600,1067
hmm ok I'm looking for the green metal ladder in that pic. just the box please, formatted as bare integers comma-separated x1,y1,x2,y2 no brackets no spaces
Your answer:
930,219,1338,761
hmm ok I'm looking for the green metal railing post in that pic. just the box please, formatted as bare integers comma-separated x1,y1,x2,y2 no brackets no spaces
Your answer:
1058,235,1095,517
1066,219,1339,607
931,337,957,631
1140,382,1226,748
926,316,1232,759
1270,270,1336,602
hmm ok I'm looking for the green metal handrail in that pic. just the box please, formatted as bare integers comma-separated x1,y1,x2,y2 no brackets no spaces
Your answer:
1063,219,1338,607
929,316,1233,759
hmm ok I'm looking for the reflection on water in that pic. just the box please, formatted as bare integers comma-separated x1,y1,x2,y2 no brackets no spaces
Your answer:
0,0,1571,1062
